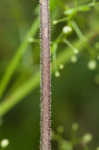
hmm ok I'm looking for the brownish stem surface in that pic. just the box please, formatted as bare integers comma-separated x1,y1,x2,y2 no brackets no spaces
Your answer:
40,0,51,150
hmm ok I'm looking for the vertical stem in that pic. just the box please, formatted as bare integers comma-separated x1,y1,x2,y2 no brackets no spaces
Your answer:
40,0,51,150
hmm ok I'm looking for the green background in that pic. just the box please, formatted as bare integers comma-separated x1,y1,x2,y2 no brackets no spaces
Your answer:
0,0,99,149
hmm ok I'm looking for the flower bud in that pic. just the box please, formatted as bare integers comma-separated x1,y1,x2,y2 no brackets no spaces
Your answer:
63,26,72,34
88,60,96,70
82,133,92,144
1,139,9,148
55,71,60,77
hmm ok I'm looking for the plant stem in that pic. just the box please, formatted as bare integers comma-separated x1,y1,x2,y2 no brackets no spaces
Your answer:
40,0,51,150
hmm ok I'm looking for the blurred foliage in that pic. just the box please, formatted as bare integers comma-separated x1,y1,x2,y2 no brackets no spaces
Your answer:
52,123,93,150
0,0,99,149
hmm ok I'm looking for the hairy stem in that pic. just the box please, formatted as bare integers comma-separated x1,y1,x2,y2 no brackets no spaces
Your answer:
40,0,51,150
